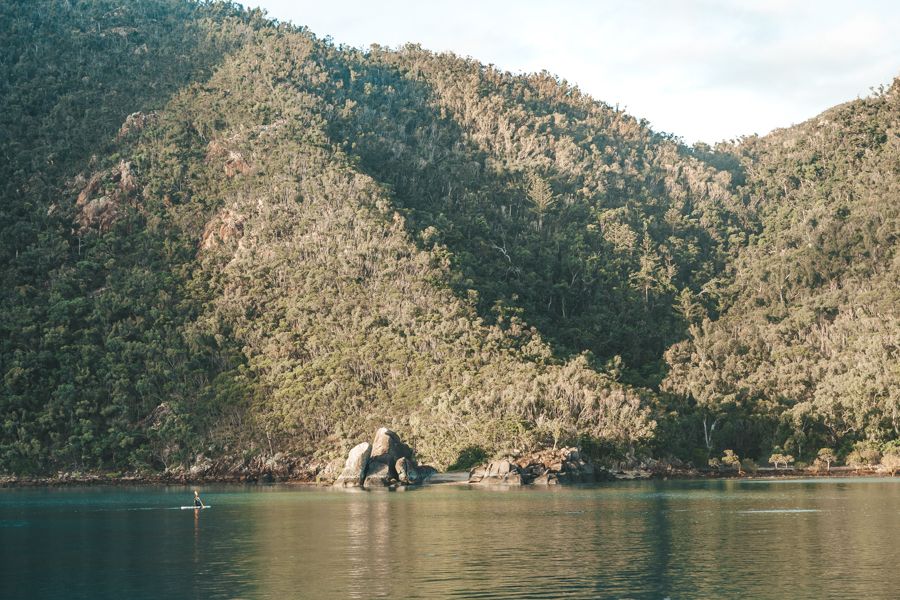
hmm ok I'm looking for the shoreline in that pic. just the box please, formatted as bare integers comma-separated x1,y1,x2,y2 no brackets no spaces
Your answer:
1,466,888,488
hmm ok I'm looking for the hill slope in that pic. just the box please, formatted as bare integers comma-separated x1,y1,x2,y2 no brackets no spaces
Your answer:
664,82,900,459
0,0,896,475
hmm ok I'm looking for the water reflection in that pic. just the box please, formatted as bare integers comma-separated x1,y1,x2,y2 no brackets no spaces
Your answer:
1,479,898,599
235,480,898,599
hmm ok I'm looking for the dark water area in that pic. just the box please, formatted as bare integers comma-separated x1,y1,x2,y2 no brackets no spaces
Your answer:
1,478,898,599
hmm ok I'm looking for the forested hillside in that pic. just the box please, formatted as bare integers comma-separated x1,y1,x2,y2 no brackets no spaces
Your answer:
1,0,896,476
665,83,900,461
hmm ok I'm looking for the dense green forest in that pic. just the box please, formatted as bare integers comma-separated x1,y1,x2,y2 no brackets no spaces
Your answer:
1,0,897,475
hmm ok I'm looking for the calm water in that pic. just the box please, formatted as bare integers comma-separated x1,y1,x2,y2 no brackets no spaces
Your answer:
1,478,898,599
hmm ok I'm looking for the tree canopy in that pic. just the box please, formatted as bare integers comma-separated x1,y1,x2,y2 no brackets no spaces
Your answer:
0,1,896,474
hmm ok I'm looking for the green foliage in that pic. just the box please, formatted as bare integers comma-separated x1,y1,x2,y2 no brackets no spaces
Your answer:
846,441,882,470
816,447,837,470
741,457,759,474
0,1,657,473
881,449,900,476
769,453,795,470
664,81,900,459
721,449,741,471
1,1,896,476
447,446,489,471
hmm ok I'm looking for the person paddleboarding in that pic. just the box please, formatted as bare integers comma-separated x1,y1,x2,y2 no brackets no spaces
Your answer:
193,490,205,508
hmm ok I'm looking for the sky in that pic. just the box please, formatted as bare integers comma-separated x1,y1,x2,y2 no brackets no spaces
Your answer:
251,0,900,144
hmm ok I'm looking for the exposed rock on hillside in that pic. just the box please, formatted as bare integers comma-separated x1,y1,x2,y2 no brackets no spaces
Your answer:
116,111,158,141
206,139,253,178
200,209,245,250
74,160,137,232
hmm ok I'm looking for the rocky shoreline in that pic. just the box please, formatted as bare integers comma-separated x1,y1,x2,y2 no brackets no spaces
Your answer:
0,465,886,488
1,428,890,489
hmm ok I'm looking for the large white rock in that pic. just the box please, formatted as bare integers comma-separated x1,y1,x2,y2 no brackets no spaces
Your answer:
333,442,372,487
370,427,413,463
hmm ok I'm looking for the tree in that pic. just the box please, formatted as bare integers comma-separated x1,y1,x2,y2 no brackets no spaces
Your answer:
816,447,836,471
630,230,674,306
769,453,795,470
674,288,705,325
846,443,881,472
721,449,742,474
526,174,555,233
881,451,900,477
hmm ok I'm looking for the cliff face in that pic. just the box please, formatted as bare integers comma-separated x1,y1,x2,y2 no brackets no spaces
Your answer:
0,1,896,475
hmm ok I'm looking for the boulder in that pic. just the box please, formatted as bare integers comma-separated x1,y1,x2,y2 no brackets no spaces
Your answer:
396,457,420,484
394,458,419,483
470,447,605,485
532,472,559,486
469,459,524,485
489,459,513,478
370,427,414,465
334,428,427,487
189,454,213,478
333,442,372,487
263,452,291,481
416,464,438,481
363,459,391,488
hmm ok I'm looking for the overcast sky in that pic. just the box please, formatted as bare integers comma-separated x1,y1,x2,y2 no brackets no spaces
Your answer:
252,0,899,144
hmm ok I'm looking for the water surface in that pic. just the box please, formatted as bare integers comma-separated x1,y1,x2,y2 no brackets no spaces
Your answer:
1,478,898,599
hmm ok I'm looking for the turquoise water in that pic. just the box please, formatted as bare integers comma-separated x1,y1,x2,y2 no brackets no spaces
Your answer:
1,478,898,599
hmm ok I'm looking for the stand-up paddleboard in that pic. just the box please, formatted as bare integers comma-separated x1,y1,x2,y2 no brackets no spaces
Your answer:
180,505,212,510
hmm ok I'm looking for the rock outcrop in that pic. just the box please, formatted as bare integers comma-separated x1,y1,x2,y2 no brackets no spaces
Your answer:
363,460,391,487
369,427,414,479
116,111,157,141
73,159,139,232
371,427,414,463
206,139,253,178
395,457,420,484
468,459,524,485
199,208,245,251
333,442,372,487
332,428,431,489
469,447,609,485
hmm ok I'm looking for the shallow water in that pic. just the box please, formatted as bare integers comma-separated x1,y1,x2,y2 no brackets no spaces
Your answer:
1,478,898,599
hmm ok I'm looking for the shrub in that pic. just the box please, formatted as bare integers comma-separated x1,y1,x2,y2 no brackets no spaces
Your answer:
447,446,489,471
721,449,741,473
742,458,759,474
846,441,882,471
881,451,900,476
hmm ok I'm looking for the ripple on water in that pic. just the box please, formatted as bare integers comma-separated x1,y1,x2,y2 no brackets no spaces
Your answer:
0,519,28,527
0,480,898,600
738,508,822,513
